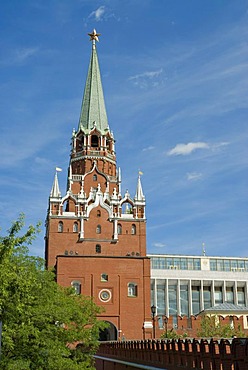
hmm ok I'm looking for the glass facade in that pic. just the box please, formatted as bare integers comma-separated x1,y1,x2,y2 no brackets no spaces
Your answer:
151,257,201,270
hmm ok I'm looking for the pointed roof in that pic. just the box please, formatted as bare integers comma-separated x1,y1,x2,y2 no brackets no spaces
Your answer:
50,172,61,198
77,30,109,135
135,174,145,202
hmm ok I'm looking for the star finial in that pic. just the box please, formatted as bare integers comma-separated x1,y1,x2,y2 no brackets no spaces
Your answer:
88,29,101,42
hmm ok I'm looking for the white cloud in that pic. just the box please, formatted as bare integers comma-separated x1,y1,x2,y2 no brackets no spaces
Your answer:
152,242,166,248
129,69,163,81
128,68,164,89
167,142,209,156
89,6,105,22
15,47,39,62
142,146,155,152
186,172,203,181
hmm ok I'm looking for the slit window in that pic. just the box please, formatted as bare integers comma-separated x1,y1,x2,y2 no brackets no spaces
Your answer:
131,224,136,235
117,224,122,235
96,225,101,234
96,244,101,253
58,221,63,233
73,222,78,233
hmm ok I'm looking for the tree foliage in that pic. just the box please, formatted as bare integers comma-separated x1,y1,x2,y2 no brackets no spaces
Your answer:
197,315,245,338
0,214,105,369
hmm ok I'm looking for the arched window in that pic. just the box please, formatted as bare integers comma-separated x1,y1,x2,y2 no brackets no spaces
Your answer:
97,210,101,217
128,282,137,297
58,221,63,233
91,135,99,147
131,224,136,235
73,222,78,233
96,225,101,234
117,224,122,235
71,281,81,295
93,174,97,181
96,244,101,253
101,273,108,282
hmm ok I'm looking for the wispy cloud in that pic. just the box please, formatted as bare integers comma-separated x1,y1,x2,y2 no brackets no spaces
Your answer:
152,242,167,248
167,142,209,156
0,47,39,66
128,68,164,89
186,172,203,181
142,146,155,152
89,6,106,21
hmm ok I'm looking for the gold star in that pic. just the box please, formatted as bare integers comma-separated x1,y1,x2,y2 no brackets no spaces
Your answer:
88,29,101,42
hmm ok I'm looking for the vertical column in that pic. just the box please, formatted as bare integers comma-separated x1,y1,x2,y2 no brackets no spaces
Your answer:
211,280,215,306
177,279,181,316
188,280,192,317
113,219,118,240
200,280,204,311
234,281,238,305
223,281,227,302
80,217,84,239
245,281,248,307
165,279,169,317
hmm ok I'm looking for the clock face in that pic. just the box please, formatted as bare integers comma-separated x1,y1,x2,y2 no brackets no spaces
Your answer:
99,289,111,302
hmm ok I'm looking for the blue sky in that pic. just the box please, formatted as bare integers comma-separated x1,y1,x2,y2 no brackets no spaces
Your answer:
0,0,247,258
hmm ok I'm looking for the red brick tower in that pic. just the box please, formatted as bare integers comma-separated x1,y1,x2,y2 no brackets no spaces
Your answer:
45,30,152,340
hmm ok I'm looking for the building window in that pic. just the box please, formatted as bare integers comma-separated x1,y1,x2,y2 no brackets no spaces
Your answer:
101,273,108,282
96,225,101,234
91,135,99,147
131,224,136,235
96,244,101,253
214,286,223,304
203,286,211,309
93,174,97,181
169,285,177,316
180,285,189,316
226,287,234,304
128,283,137,297
192,286,200,315
58,221,63,233
117,224,122,235
73,222,78,233
97,210,101,217
157,284,166,315
71,281,81,295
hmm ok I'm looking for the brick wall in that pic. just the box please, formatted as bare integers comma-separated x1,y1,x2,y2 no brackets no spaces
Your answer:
95,338,248,370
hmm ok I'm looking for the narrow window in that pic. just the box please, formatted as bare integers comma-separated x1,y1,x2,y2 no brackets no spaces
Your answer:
73,222,78,233
71,281,81,295
96,225,101,234
117,224,122,235
91,135,99,147
101,273,108,282
93,174,97,181
58,221,63,233
96,244,101,253
131,224,136,235
97,210,101,217
128,283,137,297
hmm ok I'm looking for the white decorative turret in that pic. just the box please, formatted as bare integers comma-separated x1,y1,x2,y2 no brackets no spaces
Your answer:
50,171,61,198
134,174,145,203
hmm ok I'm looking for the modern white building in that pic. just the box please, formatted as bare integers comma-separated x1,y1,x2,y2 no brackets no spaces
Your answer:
149,254,248,329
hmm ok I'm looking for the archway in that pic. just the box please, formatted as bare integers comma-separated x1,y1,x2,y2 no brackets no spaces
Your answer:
99,321,118,341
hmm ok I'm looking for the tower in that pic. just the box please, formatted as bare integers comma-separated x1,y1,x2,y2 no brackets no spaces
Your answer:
45,30,152,340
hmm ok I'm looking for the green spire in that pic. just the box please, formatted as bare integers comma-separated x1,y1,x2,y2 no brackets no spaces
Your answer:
78,30,109,134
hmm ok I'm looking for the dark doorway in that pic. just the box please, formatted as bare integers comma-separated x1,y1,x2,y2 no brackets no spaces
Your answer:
99,321,118,341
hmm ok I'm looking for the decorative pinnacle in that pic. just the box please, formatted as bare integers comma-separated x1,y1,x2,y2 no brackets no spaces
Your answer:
88,29,101,42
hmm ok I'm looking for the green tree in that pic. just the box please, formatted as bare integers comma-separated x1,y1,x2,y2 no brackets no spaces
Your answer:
197,315,245,338
0,214,105,369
